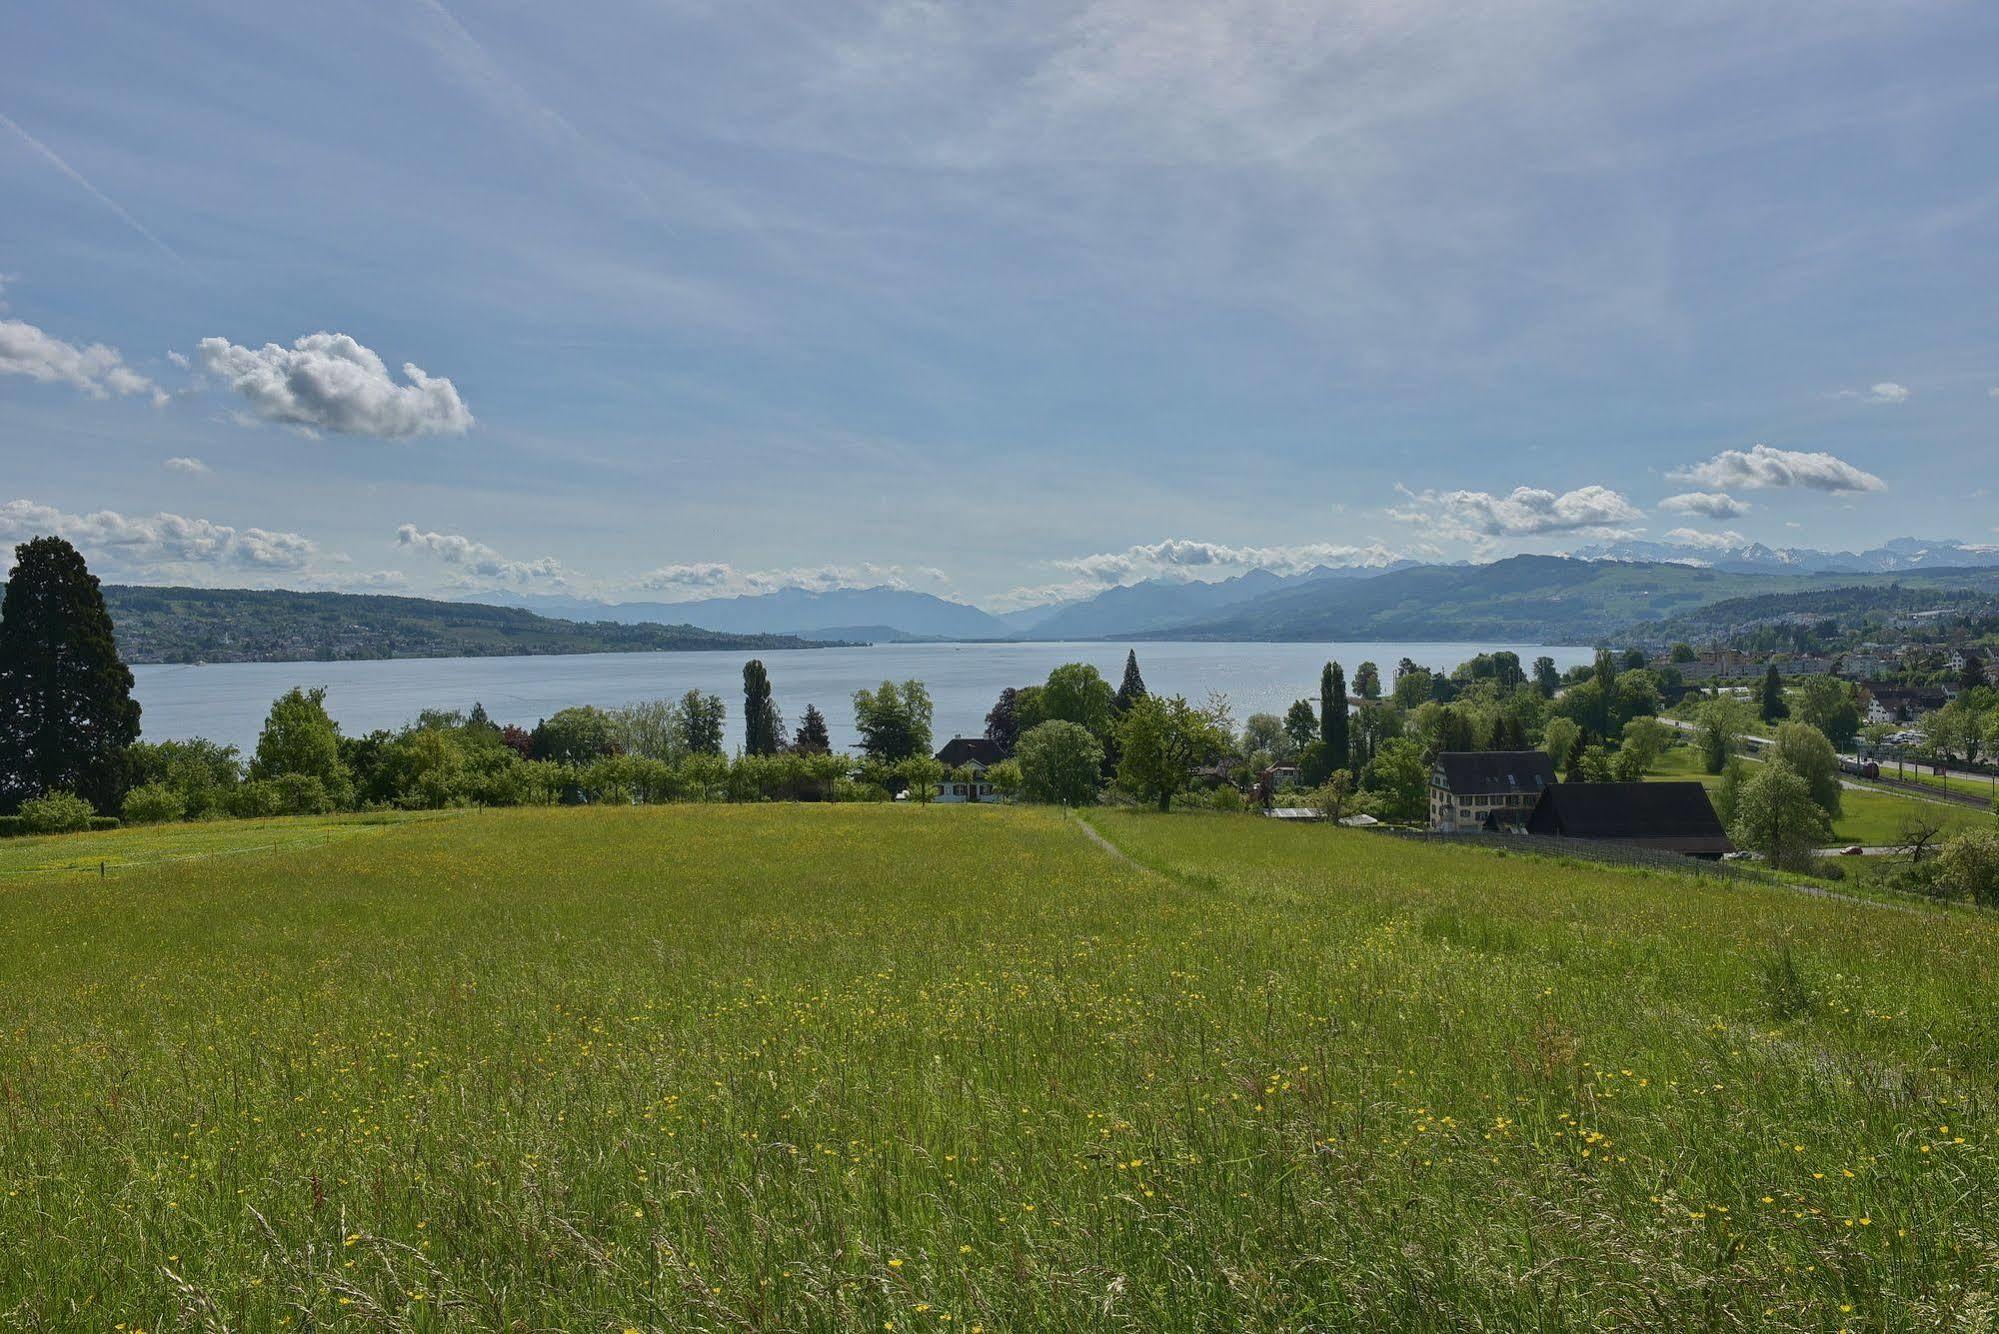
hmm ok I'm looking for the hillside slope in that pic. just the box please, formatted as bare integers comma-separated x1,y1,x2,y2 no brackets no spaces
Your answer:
99,585,833,663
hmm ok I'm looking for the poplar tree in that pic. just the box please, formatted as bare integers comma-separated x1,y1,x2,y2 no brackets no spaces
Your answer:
742,659,781,755
1320,661,1349,771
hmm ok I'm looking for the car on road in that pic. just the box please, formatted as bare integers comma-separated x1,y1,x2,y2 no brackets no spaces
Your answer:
1840,845,1865,856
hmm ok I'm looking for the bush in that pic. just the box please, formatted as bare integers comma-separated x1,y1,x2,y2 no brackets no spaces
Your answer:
18,790,97,834
122,782,187,825
1936,830,1999,906
229,779,285,819
273,774,336,816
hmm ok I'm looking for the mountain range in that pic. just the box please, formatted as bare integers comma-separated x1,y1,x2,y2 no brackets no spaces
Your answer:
455,539,1999,646
1570,536,1999,575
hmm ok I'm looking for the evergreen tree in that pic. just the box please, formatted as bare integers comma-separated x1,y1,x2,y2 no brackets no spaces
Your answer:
1282,699,1318,751
1113,650,1148,713
792,704,831,755
742,659,782,755
0,536,141,813
1322,662,1349,771
1759,665,1789,724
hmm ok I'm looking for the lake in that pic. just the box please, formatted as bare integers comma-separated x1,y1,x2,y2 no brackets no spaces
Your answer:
132,641,1596,754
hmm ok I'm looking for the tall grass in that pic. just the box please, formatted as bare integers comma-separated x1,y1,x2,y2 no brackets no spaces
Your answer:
1,805,1994,1329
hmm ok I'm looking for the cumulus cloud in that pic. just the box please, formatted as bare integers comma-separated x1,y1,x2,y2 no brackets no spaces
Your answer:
1670,443,1885,494
0,318,165,405
1658,491,1748,519
198,333,473,439
163,456,211,476
631,560,922,600
1836,382,1910,404
397,524,567,586
0,499,318,577
1390,484,1644,542
1662,528,1751,550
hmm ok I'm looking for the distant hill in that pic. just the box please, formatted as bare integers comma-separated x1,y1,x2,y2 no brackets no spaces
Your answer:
96,586,834,664
472,586,1011,640
1017,564,1409,640
1143,556,1999,642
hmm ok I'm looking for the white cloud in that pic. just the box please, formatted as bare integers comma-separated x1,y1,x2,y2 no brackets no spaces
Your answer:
1663,527,1750,550
630,560,919,601
198,333,473,439
397,524,566,586
1670,443,1885,494
1390,484,1644,541
1836,381,1910,404
1052,538,1402,585
163,456,211,475
1658,491,1748,519
0,499,318,577
0,318,166,405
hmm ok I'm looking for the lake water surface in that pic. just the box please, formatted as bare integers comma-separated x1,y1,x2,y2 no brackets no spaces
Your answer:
133,641,1595,754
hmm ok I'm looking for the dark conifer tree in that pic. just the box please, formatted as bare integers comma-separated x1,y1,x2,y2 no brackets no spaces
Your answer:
1113,650,1148,714
0,536,141,812
791,704,830,755
984,687,1021,756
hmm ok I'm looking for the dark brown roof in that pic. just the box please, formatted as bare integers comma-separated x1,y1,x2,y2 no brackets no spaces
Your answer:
1526,782,1733,854
935,736,1004,768
1432,751,1557,797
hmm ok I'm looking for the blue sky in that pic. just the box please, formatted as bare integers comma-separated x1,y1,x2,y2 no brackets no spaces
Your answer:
3,0,1997,609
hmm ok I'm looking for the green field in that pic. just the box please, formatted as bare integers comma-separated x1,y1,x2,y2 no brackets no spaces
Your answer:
1646,744,1989,846
4,806,1997,1330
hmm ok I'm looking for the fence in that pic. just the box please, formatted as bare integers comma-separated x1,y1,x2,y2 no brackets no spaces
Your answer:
1376,827,1782,885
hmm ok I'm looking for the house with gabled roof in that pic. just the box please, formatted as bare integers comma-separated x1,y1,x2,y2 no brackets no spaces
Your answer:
1429,751,1557,832
1525,782,1733,859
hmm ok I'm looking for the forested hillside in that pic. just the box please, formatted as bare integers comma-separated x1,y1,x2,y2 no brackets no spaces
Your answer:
87,586,834,663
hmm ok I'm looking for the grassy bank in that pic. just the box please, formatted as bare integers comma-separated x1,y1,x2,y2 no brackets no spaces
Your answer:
2,805,1995,1329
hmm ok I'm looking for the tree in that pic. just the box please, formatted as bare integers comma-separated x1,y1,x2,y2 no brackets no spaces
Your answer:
1921,700,1984,766
1354,661,1381,700
1532,656,1561,698
1936,830,1999,905
1793,675,1861,750
1729,761,1830,872
1351,700,1402,769
1310,769,1370,822
1570,744,1613,784
1696,696,1750,775
608,699,682,762
1024,663,1116,741
1113,650,1148,714
1759,665,1789,724
984,688,1022,756
1771,721,1842,819
741,660,782,756
1320,662,1349,771
1960,650,1988,695
853,679,933,762
792,704,831,755
1713,755,1748,829
1116,694,1230,812
0,536,141,813
1392,668,1434,709
1615,716,1672,778
1014,720,1102,806
1622,648,1647,672
1283,700,1318,751
1360,737,1428,823
533,705,618,764
1897,810,1947,864
1542,717,1583,771
677,690,726,756
1670,643,1698,664
251,687,352,804
896,755,946,804
1240,712,1288,763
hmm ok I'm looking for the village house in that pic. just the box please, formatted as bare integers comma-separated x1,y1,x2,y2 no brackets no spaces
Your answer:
1525,782,1734,860
1834,652,1895,681
1429,751,1557,833
1861,684,1951,725
932,737,1005,803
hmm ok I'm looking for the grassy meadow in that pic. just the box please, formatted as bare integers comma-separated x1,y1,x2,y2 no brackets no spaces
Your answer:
1645,743,1990,846
4,805,1998,1330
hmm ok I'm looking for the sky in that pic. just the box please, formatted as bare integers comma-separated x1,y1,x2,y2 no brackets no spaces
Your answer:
3,0,1997,611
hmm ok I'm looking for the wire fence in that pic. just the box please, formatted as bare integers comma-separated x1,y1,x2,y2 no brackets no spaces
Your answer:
1376,828,1782,885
